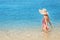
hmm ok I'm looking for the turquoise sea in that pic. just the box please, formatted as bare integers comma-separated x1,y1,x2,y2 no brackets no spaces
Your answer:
0,0,60,30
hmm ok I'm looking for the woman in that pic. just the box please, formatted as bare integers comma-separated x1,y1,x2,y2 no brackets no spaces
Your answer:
39,8,53,32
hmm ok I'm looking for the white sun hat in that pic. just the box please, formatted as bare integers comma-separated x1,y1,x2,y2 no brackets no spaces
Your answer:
39,8,48,15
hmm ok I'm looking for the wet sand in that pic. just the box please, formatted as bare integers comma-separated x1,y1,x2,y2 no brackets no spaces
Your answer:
0,27,60,40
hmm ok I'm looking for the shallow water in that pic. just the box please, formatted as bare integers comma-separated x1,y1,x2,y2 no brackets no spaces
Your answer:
0,27,60,40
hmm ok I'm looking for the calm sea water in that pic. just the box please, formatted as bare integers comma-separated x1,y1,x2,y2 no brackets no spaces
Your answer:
0,0,60,30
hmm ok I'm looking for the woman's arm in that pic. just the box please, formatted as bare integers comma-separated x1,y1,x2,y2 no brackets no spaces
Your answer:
49,21,54,29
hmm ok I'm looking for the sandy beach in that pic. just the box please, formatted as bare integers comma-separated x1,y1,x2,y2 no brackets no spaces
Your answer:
0,27,60,40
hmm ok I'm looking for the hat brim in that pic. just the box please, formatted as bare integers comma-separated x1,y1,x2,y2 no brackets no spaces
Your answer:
39,9,48,15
